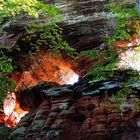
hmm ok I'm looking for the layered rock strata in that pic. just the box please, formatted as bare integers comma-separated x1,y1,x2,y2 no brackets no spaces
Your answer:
0,0,135,51
10,71,140,140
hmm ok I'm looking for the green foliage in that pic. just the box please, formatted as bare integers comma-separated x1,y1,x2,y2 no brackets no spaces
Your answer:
0,53,13,72
82,47,140,112
0,0,77,110
110,82,134,113
0,1,139,114
0,51,16,109
0,77,16,108
105,4,139,44
80,3,140,111
0,0,57,34
0,0,60,22
80,48,119,81
0,0,76,56
22,23,77,56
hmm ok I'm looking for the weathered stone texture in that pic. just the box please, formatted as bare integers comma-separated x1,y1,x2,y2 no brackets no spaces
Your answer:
9,73,140,140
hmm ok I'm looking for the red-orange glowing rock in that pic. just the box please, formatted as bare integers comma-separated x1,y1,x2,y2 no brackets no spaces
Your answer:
2,49,78,128
12,49,78,90
3,92,27,128
112,41,130,48
112,35,140,48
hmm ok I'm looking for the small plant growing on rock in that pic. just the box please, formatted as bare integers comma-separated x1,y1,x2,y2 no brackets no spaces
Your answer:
0,0,76,110
80,3,140,112
105,3,140,44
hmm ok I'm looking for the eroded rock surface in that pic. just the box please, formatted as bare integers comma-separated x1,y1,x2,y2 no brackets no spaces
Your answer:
0,0,135,51
10,72,140,140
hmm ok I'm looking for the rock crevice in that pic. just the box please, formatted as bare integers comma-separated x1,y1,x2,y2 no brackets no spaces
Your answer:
10,73,140,140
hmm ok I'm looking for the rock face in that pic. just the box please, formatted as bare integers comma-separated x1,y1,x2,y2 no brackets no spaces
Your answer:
47,0,135,51
0,0,135,51
12,49,78,87
0,123,12,140
1,0,140,139
0,49,79,128
9,72,140,140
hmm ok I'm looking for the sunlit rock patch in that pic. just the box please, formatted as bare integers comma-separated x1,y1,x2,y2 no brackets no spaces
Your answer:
9,73,140,140
13,49,79,90
111,25,140,72
2,49,79,128
3,93,28,128
2,33,140,128
118,47,140,72
115,33,140,72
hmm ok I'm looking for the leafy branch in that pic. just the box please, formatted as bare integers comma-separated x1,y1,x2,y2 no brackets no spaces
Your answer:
105,3,139,44
80,3,140,112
